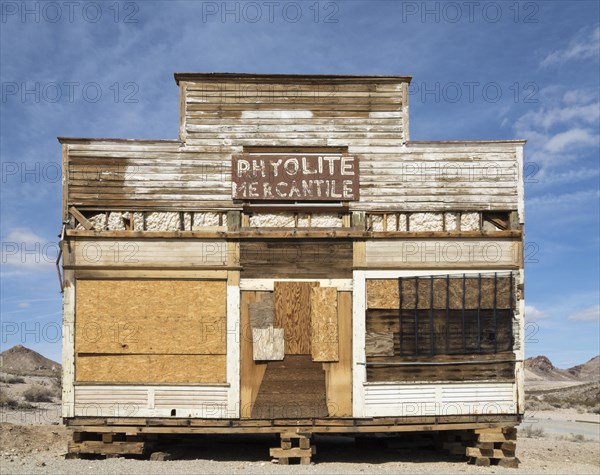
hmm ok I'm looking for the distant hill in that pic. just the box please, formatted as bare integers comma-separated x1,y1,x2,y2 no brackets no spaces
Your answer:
0,344,61,377
525,355,600,382
567,355,600,381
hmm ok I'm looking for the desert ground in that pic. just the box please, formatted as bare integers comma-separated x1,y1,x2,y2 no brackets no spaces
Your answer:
1,348,599,474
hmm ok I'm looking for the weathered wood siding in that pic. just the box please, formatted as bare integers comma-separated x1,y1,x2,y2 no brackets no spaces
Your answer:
240,239,353,279
62,76,523,214
69,238,228,267
365,238,520,268
64,140,234,211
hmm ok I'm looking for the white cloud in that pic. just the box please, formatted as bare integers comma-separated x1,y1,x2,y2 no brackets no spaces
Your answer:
568,305,600,322
538,167,600,187
543,127,599,153
1,227,58,271
528,189,600,207
563,89,599,105
513,86,599,167
515,102,599,132
541,25,600,67
525,304,547,322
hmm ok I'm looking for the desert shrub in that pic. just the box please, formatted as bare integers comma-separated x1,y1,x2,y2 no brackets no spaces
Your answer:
525,399,553,411
0,392,19,409
557,433,590,443
520,424,546,438
51,377,62,398
22,384,54,402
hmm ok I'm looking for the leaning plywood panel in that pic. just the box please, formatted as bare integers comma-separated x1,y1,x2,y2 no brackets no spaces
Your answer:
274,282,319,355
310,287,339,362
75,354,227,383
75,280,226,354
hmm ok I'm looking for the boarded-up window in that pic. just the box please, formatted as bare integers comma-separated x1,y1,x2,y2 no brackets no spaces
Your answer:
75,279,227,384
365,273,516,383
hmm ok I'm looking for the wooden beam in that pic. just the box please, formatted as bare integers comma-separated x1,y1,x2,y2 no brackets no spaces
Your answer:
68,441,145,455
69,207,94,230
65,229,523,240
64,420,517,435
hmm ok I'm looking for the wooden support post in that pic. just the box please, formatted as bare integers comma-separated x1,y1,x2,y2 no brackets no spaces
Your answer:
270,432,315,465
465,427,518,468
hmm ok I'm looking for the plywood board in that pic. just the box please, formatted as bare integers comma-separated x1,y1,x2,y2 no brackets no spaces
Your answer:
75,354,226,383
310,287,339,362
252,328,284,361
75,280,226,354
274,282,319,355
324,292,352,416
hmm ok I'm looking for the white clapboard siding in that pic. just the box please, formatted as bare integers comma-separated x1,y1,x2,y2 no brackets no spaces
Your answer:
71,239,227,267
365,239,519,268
363,382,516,417
74,385,229,418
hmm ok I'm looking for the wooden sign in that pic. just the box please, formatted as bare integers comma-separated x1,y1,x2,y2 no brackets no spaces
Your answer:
232,154,359,201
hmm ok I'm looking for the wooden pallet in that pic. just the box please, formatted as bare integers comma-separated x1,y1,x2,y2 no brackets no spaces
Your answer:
467,427,518,468
269,432,316,465
68,431,148,458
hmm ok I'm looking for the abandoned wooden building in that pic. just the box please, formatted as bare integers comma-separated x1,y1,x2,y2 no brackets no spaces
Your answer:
59,73,525,466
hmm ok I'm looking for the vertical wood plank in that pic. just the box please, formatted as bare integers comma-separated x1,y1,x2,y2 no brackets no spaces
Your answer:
352,271,366,417
227,281,240,417
274,282,318,355
240,291,268,418
62,269,75,418
310,287,339,362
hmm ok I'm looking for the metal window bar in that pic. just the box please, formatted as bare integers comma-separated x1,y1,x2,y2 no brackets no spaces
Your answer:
414,276,419,356
398,277,403,356
493,272,498,353
477,273,482,353
429,276,435,355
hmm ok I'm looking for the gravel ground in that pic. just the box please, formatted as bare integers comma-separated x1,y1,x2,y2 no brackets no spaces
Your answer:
1,424,599,475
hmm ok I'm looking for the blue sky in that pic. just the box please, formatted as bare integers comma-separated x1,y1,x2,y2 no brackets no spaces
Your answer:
1,1,598,368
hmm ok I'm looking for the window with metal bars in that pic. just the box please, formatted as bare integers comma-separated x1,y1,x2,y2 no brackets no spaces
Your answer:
395,272,515,357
